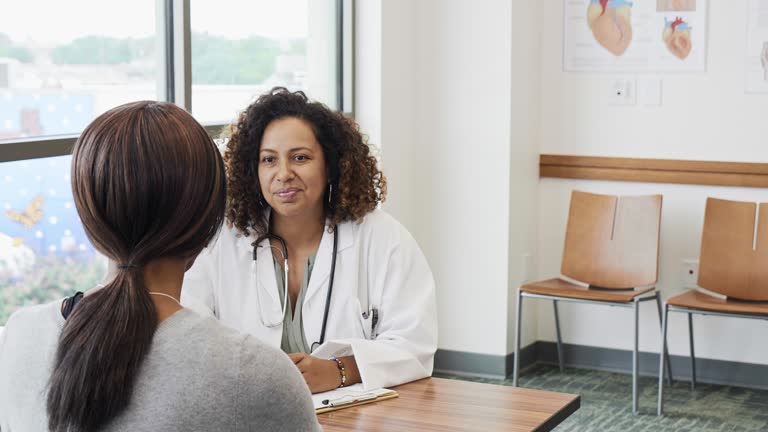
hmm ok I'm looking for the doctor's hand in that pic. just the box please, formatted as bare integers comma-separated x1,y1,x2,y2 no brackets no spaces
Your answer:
288,353,343,393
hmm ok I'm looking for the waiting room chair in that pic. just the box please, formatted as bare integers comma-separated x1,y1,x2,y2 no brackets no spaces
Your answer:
657,197,768,416
513,190,672,415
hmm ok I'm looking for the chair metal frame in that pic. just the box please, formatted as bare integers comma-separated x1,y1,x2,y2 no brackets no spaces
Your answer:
657,304,768,416
657,198,768,416
514,288,673,416
512,190,671,416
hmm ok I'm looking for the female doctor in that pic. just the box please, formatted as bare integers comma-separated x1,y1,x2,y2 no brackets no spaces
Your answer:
181,87,437,393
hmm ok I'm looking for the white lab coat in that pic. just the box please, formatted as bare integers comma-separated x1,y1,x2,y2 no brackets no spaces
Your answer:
181,208,437,390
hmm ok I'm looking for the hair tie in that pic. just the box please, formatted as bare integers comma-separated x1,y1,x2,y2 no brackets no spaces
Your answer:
118,263,139,270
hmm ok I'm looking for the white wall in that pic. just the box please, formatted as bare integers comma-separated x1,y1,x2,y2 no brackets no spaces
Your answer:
356,0,540,357
536,0,768,364
411,0,514,356
506,1,542,352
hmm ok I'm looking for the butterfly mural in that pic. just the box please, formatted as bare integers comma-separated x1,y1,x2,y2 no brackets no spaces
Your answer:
5,194,44,229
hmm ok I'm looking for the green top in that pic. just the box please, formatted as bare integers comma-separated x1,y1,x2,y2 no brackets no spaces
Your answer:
273,253,315,354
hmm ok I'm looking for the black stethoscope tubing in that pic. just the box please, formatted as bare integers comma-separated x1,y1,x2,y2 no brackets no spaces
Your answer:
316,226,338,351
253,225,338,353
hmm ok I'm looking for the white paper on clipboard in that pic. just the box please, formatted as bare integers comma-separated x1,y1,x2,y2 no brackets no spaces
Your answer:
312,384,397,411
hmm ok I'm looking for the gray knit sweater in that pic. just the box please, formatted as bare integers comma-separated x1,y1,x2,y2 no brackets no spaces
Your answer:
0,301,321,432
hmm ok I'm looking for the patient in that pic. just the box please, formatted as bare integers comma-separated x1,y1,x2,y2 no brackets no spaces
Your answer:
0,101,321,431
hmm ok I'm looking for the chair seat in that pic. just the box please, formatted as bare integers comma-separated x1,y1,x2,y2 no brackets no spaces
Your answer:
667,289,768,316
521,278,655,303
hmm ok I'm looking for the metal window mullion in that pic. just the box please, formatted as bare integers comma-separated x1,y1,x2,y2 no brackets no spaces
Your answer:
159,0,174,102
203,123,227,138
0,136,77,162
0,123,229,162
171,0,192,111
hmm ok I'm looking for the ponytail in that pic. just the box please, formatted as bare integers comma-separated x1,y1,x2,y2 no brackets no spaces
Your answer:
48,100,227,431
47,267,157,432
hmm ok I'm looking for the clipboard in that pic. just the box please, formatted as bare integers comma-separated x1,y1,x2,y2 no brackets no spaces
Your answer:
312,385,399,413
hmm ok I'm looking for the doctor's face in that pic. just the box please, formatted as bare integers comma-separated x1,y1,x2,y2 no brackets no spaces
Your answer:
258,116,328,219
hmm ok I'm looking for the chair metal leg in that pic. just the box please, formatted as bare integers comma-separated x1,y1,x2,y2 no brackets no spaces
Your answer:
657,303,669,416
513,289,523,387
655,294,673,385
688,312,696,391
632,298,639,416
553,300,565,372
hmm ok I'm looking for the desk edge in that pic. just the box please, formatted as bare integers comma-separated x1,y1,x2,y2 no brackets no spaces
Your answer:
535,394,581,432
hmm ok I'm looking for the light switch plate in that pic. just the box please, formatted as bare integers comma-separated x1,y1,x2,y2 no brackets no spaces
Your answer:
639,77,663,106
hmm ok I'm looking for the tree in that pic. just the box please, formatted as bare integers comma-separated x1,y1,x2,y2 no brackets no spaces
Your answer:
47,33,298,85
0,33,33,63
51,35,154,65
191,32,280,84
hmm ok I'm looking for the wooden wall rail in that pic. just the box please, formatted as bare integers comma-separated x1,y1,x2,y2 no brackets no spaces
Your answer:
540,155,768,188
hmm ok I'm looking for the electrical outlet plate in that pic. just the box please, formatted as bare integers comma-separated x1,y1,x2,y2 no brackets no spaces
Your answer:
681,259,699,288
607,77,636,106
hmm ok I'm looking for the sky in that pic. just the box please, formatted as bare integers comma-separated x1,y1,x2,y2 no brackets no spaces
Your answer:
1,0,310,44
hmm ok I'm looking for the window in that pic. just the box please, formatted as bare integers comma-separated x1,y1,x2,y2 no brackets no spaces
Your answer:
0,0,161,140
0,0,351,326
190,0,341,123
0,156,107,325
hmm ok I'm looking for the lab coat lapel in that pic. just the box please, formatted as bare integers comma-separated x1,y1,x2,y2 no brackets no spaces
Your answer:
304,222,353,305
303,227,333,307
304,223,355,350
301,227,331,350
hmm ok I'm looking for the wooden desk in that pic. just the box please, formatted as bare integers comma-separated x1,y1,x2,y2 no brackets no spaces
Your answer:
317,377,580,432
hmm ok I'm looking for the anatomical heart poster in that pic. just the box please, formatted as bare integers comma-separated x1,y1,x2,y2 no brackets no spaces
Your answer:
745,0,768,93
563,0,708,72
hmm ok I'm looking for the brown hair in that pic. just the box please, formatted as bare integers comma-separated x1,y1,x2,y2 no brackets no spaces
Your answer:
46,101,226,432
224,87,386,237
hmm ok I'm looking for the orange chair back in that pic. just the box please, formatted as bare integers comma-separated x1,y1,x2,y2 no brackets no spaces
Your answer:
698,198,768,301
561,191,662,289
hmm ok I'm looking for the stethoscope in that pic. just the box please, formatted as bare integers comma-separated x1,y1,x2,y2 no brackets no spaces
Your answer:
252,225,338,352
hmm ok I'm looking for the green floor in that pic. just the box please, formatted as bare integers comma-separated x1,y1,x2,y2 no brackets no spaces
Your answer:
435,364,768,431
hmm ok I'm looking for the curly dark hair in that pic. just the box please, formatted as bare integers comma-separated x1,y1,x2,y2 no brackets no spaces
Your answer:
224,87,387,238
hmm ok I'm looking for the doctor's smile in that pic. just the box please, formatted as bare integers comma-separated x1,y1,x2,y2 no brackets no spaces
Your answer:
275,187,302,200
